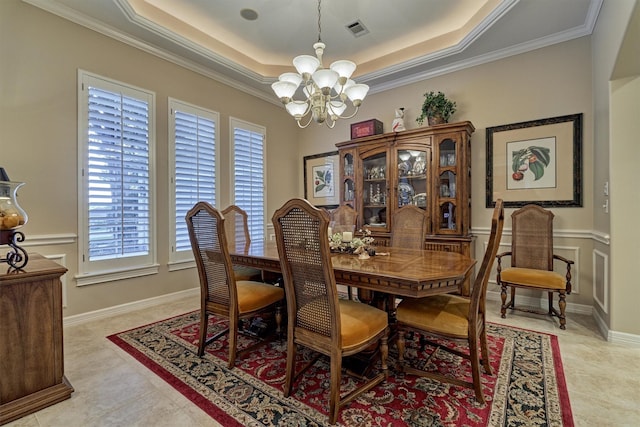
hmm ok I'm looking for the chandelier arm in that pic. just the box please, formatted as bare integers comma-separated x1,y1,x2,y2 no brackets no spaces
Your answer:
297,113,315,129
336,107,361,120
324,117,337,128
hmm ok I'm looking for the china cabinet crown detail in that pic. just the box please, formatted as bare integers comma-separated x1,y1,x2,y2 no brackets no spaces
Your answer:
336,121,474,257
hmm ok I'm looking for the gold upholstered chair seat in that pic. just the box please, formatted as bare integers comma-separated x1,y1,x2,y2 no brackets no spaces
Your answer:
396,294,471,339
297,298,388,349
498,267,566,290
236,281,285,313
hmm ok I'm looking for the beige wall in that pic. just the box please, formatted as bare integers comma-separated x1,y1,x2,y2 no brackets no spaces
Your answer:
591,0,639,336
0,0,299,316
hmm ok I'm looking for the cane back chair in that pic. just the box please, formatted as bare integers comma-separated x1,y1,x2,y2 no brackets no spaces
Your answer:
329,204,358,300
272,198,389,425
391,204,429,249
496,204,574,329
396,199,504,404
186,202,284,368
221,205,263,282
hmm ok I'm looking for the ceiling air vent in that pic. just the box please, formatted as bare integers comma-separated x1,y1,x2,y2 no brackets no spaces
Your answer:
345,20,369,38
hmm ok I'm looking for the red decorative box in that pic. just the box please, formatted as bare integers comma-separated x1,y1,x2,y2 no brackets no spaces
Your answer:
351,119,383,139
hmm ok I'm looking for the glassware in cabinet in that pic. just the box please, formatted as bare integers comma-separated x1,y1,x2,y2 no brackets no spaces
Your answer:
362,152,388,229
396,148,429,210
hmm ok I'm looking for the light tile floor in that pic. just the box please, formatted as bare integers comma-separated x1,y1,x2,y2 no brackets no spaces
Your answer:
6,295,640,426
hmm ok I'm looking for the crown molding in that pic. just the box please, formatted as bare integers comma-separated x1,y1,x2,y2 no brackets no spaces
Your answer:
22,0,279,105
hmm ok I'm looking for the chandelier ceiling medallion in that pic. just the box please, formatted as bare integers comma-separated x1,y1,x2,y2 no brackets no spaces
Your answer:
271,0,369,128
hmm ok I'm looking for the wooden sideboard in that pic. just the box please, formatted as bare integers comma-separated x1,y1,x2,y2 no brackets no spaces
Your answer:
0,255,73,425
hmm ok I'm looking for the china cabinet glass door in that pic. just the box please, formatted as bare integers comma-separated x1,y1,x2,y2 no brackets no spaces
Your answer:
342,152,355,206
395,148,429,213
362,152,388,230
436,137,458,233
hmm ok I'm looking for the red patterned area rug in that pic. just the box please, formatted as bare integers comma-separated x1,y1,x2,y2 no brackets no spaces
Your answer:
107,311,573,426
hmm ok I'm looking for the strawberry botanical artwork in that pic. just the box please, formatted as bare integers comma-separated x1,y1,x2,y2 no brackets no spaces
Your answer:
511,146,551,182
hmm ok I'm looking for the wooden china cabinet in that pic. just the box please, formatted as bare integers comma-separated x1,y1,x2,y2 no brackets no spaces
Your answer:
336,121,475,278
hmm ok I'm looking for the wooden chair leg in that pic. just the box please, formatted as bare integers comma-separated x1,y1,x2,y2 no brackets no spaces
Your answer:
468,336,485,404
275,305,283,337
500,284,508,318
548,291,554,314
227,317,238,369
480,328,492,376
198,311,208,356
347,286,353,300
329,352,342,425
397,329,406,371
510,287,516,310
283,339,297,397
558,291,567,330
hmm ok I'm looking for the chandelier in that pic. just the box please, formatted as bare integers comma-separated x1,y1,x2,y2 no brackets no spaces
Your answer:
271,0,369,128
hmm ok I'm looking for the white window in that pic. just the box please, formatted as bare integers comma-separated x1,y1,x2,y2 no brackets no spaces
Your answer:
230,118,266,241
168,98,219,267
77,71,157,285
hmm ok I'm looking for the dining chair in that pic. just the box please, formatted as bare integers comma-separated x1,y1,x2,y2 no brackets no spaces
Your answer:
221,205,263,282
186,201,284,368
395,199,504,404
385,204,430,311
330,204,358,300
496,204,574,329
391,204,428,249
272,198,389,425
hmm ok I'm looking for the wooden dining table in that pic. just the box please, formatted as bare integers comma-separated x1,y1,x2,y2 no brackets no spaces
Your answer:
228,240,476,299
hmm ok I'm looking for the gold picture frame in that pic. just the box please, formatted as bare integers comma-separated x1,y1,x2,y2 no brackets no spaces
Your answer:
486,113,582,208
304,151,339,208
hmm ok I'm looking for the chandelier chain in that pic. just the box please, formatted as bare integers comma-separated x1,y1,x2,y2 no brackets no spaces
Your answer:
317,0,322,43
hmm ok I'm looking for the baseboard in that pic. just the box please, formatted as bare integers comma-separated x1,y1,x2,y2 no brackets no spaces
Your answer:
63,287,199,327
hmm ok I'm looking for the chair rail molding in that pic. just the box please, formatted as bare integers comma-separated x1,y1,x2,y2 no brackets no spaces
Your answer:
472,226,607,244
21,233,77,246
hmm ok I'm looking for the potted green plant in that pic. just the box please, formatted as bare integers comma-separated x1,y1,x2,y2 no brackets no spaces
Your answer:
416,91,457,126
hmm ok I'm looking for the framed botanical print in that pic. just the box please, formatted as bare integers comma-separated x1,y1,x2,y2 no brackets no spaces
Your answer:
303,151,340,208
486,113,582,208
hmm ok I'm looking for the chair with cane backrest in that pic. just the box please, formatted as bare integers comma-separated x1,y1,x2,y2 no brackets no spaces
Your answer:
221,205,263,282
496,204,574,329
383,205,429,311
272,198,389,425
330,204,358,300
391,204,428,249
186,202,284,368
396,199,504,404
330,204,357,233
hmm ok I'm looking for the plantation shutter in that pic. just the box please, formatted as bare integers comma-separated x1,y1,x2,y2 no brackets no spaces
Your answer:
233,125,265,241
86,86,150,261
174,109,216,252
